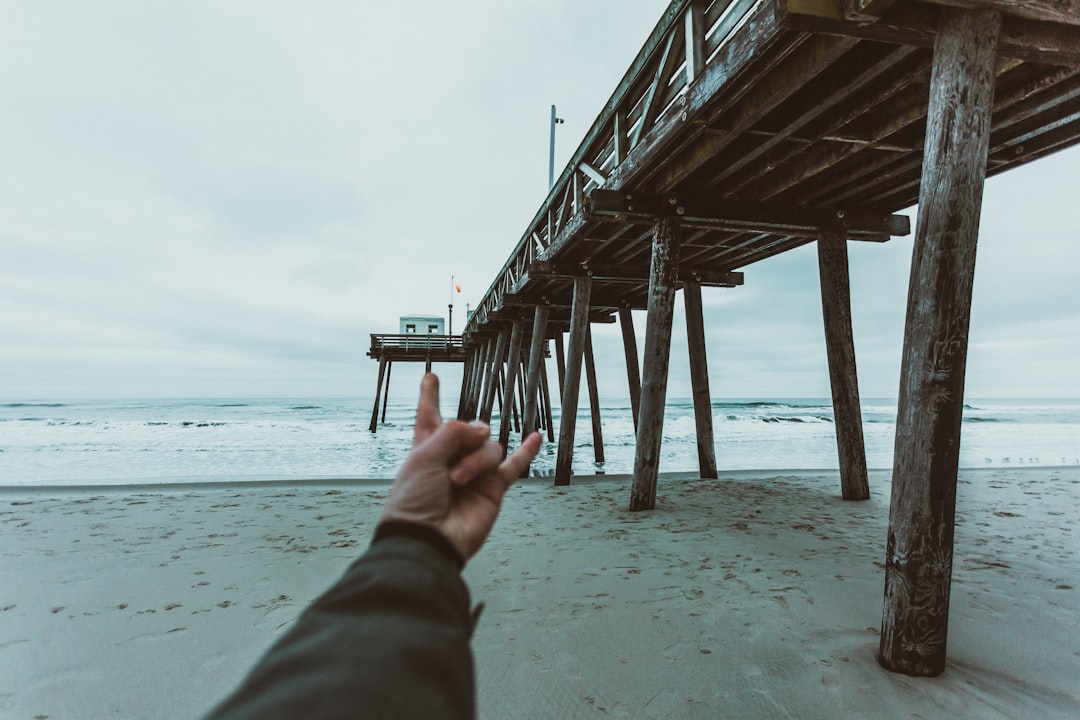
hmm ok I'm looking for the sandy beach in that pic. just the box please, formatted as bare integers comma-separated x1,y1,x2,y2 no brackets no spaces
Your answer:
2,467,1077,719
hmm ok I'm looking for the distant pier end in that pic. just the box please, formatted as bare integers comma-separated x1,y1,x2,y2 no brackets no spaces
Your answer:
366,318,466,432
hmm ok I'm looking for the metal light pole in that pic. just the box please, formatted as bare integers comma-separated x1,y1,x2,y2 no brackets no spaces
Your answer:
549,104,564,189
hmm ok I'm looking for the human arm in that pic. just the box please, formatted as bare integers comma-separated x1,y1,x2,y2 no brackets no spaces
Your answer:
204,374,541,720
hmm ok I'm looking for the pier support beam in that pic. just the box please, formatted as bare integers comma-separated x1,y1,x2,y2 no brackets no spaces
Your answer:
456,351,471,420
584,327,605,464
381,361,393,424
879,7,1001,678
540,350,556,443
460,347,483,420
555,277,592,486
466,341,490,421
817,230,869,500
630,217,681,510
481,331,509,424
683,281,717,479
499,321,525,447
554,332,567,396
523,305,550,437
369,356,388,433
618,306,642,432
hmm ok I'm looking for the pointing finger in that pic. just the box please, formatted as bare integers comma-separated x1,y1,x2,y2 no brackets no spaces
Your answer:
412,373,443,446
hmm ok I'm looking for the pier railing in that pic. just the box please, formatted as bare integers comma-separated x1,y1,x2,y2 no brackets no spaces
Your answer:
465,0,758,334
368,334,464,356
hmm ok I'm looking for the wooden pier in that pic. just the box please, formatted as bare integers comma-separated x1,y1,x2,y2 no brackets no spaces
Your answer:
383,0,1079,677
365,334,467,433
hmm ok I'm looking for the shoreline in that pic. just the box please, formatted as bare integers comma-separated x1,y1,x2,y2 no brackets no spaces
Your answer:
1,463,1076,494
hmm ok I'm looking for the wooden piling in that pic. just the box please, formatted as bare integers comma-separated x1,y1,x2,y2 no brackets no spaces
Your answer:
498,321,525,447
554,332,567,396
817,230,869,500
456,350,472,420
495,366,505,415
683,281,718,479
630,217,681,510
555,277,592,486
481,331,509,424
618,305,642,432
476,338,496,422
369,356,388,433
879,7,1002,678
522,305,550,437
463,347,484,421
380,360,393,424
584,327,605,464
540,351,556,443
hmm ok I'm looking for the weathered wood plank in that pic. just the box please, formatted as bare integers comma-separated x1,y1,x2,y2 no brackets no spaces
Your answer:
494,321,524,444
586,189,910,238
685,0,706,83
817,230,869,500
516,263,744,290
522,306,551,438
555,277,593,486
922,0,1079,26
782,2,1080,63
683,281,718,480
880,7,1002,678
630,218,682,511
618,306,643,432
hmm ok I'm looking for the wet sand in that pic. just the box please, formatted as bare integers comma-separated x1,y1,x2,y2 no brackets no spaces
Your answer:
2,467,1077,718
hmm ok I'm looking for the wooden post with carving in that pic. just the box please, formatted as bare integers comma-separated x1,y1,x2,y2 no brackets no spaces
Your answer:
880,7,1001,678
683,280,717,479
618,305,642,432
630,217,681,510
584,326,605,463
555,277,592,486
817,230,869,500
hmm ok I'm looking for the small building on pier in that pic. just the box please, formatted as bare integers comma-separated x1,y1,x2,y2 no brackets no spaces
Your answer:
399,314,444,335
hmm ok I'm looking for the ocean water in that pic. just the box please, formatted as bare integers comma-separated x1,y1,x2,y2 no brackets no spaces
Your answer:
1,398,1078,486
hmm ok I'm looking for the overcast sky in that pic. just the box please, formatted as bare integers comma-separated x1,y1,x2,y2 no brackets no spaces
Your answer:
2,1,1078,401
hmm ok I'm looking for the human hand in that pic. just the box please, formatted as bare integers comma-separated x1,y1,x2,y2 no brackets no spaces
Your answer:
379,373,542,561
